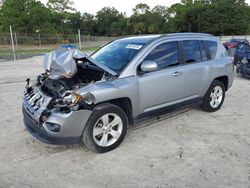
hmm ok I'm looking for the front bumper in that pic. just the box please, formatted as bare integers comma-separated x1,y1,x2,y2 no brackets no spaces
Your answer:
23,101,92,145
236,63,250,78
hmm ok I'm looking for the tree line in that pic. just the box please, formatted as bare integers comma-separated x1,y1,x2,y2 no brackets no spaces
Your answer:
0,0,250,36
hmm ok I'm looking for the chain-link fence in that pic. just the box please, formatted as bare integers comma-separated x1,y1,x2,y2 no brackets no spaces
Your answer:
1,32,250,52
0,33,118,52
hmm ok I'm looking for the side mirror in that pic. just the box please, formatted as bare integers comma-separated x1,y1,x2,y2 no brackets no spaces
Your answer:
140,60,158,73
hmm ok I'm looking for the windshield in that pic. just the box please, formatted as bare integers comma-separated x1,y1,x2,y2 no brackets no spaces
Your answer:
91,40,145,72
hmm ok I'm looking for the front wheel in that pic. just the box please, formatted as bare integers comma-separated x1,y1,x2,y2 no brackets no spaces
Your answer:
201,80,225,112
82,104,128,153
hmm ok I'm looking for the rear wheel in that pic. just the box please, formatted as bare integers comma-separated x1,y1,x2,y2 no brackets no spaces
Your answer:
201,80,225,112
82,104,128,153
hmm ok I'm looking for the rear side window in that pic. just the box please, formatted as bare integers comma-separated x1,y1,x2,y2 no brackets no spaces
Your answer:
183,40,202,63
144,41,179,69
206,41,218,59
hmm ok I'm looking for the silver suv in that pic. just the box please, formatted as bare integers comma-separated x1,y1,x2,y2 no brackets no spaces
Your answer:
22,33,234,152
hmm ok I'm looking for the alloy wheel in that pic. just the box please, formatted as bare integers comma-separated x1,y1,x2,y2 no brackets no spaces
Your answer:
209,86,223,108
92,113,123,147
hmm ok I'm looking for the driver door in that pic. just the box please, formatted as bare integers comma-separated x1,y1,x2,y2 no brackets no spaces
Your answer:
137,41,185,113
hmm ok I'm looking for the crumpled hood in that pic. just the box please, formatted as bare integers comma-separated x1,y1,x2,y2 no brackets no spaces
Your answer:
43,49,117,79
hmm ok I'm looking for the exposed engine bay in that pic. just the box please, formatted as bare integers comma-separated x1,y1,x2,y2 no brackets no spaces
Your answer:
24,49,116,119
37,62,106,98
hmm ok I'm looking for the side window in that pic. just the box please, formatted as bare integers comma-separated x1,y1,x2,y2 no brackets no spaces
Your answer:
200,41,208,61
206,41,218,59
144,42,179,69
183,40,202,63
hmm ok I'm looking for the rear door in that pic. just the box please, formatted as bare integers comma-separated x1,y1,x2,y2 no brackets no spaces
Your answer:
180,40,213,98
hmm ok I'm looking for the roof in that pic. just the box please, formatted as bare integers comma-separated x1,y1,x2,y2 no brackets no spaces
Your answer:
116,33,214,44
117,35,161,44
165,32,213,37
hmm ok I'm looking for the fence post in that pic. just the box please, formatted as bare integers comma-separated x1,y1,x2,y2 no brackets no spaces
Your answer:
38,33,41,50
9,25,15,52
36,30,41,50
78,29,82,49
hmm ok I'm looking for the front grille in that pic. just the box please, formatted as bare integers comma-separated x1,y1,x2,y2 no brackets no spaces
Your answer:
24,86,52,112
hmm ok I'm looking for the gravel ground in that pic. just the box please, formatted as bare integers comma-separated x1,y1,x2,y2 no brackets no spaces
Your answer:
0,56,250,188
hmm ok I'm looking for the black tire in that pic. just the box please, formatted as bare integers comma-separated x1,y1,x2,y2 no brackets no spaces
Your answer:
201,80,225,112
82,103,128,153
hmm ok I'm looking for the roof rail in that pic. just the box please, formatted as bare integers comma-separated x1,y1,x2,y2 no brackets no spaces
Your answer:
164,32,213,37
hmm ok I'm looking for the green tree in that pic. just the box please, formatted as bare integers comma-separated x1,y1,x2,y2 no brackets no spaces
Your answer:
198,0,249,35
46,0,78,34
0,0,56,33
151,5,169,33
80,13,96,35
129,4,169,34
95,7,124,36
46,0,75,13
129,4,150,34
132,3,150,15
1,0,250,36
111,17,128,36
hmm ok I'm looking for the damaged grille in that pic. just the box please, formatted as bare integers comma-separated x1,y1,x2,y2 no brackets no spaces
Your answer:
23,86,52,116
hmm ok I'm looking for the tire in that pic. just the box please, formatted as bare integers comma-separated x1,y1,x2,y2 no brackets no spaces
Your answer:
82,103,128,153
201,80,225,112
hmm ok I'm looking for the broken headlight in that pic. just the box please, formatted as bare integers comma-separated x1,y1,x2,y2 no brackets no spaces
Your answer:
63,91,95,106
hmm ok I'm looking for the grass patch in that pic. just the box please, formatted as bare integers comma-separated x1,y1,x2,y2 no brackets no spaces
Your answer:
82,46,100,52
0,49,50,56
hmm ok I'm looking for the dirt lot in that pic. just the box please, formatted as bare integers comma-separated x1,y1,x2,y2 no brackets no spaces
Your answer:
0,56,250,188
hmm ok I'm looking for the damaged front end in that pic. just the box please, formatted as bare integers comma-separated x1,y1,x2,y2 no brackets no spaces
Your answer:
22,49,115,144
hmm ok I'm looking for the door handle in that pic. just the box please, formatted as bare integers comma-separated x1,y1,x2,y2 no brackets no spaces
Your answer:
172,71,182,76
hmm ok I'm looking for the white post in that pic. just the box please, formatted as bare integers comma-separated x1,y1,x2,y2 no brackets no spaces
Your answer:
78,29,81,49
38,33,41,50
36,30,41,50
9,25,15,52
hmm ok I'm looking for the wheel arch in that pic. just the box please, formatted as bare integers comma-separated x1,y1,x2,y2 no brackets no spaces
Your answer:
95,97,133,126
214,75,229,91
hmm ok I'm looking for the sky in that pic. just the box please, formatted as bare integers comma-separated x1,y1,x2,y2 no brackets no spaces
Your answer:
40,0,181,16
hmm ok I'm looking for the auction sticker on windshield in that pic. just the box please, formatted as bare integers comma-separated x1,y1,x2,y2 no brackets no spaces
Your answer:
125,44,143,50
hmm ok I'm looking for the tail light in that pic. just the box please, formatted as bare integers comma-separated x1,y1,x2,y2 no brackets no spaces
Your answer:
229,44,237,48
